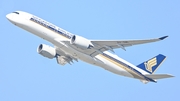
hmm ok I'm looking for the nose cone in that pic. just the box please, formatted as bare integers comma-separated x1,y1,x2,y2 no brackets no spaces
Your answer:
6,13,17,25
6,13,13,21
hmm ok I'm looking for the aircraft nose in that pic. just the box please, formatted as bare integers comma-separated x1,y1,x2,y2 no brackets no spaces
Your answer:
6,13,13,21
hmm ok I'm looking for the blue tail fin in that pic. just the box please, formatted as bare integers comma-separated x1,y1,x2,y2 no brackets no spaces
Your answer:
137,54,166,74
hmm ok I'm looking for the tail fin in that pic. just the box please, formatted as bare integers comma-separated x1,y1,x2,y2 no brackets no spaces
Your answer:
137,54,166,74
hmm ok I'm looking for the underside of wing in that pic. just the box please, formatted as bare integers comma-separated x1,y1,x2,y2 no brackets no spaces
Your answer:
54,46,78,65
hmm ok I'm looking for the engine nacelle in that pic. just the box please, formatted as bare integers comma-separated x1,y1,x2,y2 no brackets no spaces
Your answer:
70,35,93,49
37,44,56,59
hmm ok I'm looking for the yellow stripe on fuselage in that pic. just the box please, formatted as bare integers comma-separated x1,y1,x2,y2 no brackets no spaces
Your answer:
99,54,145,79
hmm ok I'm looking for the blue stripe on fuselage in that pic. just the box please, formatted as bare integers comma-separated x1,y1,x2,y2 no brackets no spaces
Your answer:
30,16,73,39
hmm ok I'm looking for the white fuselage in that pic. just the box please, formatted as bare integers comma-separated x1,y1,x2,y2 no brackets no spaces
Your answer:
6,11,149,81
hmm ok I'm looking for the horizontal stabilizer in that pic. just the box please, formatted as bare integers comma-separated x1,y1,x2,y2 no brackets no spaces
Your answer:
145,74,174,79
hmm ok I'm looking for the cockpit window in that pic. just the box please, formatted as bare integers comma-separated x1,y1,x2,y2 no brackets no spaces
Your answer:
13,12,19,14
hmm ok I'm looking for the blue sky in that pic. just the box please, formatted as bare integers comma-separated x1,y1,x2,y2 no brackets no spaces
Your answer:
0,0,179,101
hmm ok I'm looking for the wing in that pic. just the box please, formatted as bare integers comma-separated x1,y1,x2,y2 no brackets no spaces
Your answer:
92,36,168,50
58,36,168,57
90,36,168,56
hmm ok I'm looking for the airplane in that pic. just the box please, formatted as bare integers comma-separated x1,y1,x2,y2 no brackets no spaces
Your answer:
6,11,174,84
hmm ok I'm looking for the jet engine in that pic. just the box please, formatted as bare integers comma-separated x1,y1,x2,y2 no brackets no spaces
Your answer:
37,44,56,59
70,35,93,49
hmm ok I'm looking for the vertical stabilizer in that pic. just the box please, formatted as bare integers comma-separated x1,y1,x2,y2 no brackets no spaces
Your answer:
137,54,166,74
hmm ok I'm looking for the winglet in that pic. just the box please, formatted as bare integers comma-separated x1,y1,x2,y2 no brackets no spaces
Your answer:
159,36,168,40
